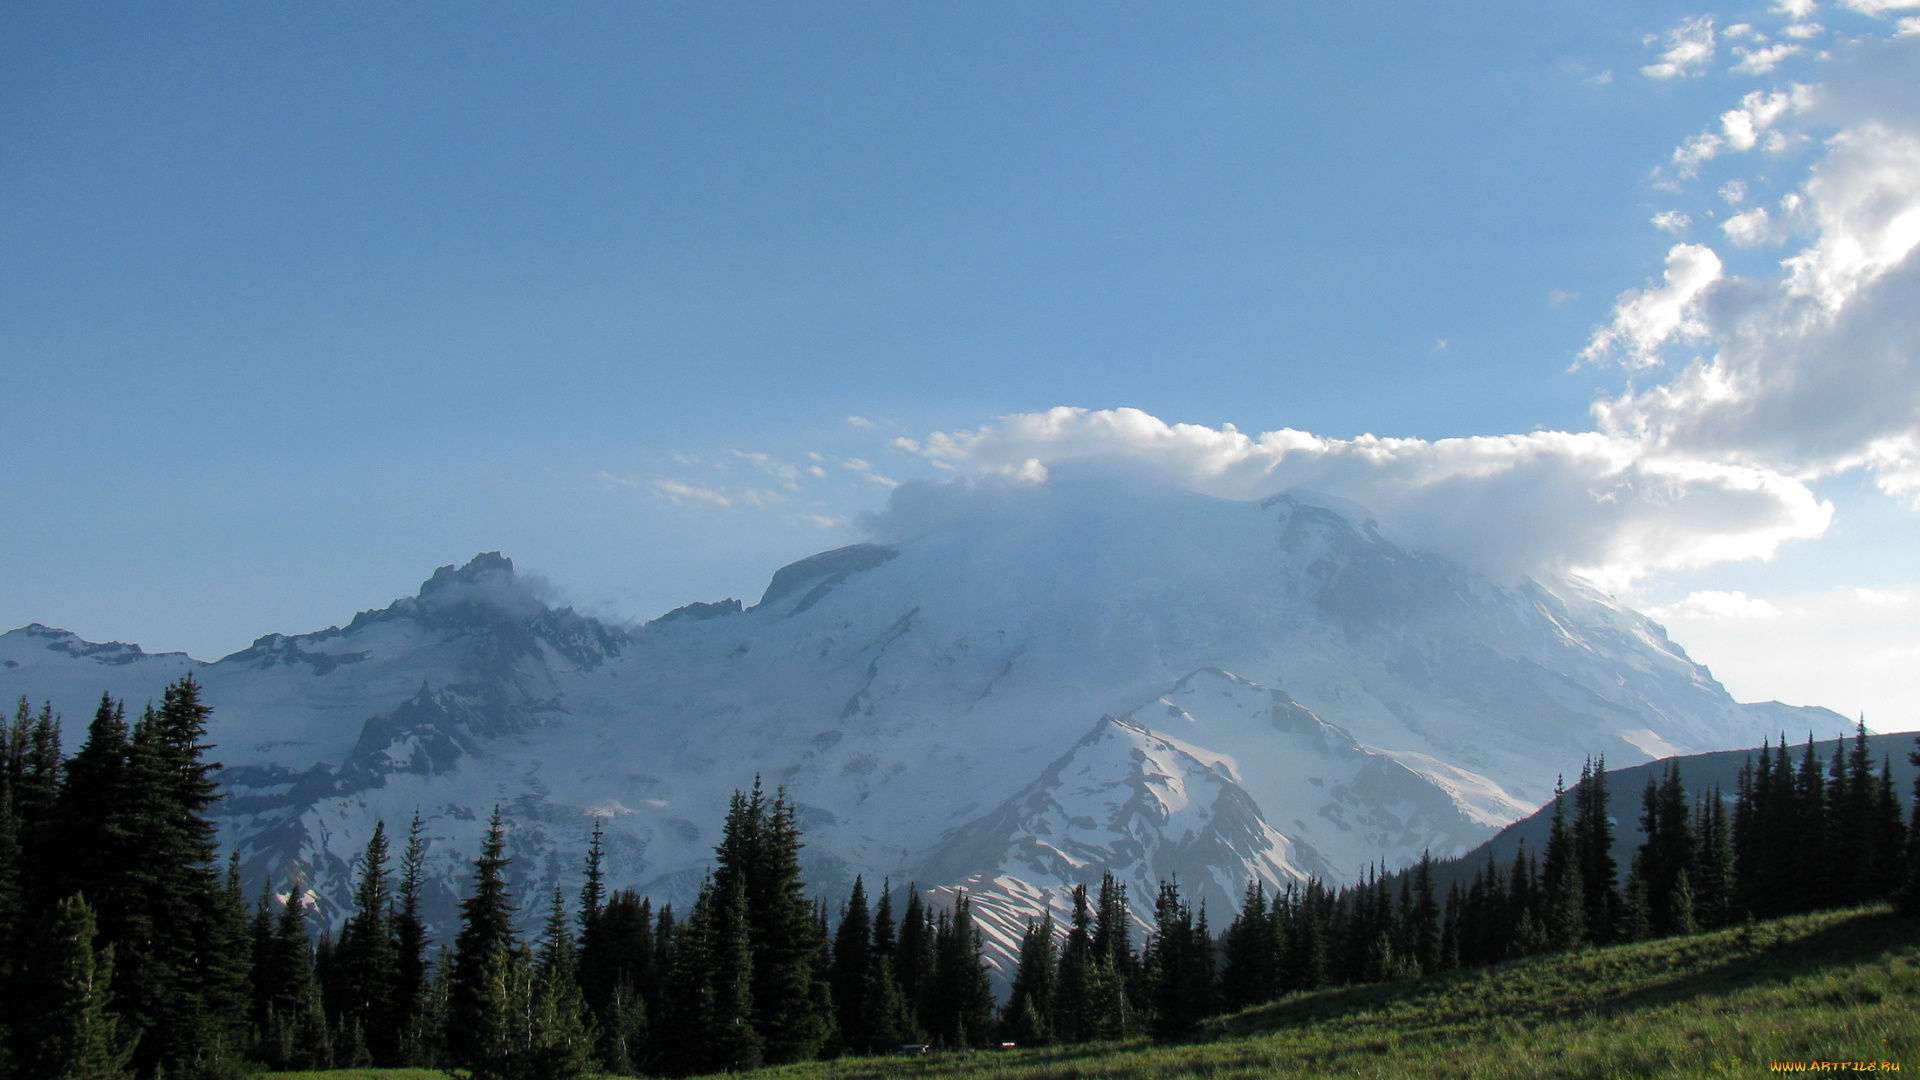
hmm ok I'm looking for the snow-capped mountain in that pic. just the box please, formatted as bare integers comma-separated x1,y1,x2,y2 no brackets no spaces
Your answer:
0,481,1848,971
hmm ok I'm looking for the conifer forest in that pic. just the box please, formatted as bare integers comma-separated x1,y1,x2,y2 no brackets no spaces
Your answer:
4,678,1919,1080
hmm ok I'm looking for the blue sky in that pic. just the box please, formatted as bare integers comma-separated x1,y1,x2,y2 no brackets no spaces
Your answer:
5,2,1919,729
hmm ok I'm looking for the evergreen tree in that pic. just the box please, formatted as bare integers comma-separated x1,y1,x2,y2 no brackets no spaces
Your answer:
1900,736,1920,917
707,871,763,1072
926,892,996,1048
1002,913,1056,1046
862,954,917,1050
1219,880,1276,1011
896,887,936,1033
254,883,332,1070
23,894,134,1080
1050,885,1094,1042
828,876,873,1054
1542,780,1587,949
336,822,398,1063
1144,879,1213,1038
1572,756,1618,941
1693,790,1736,930
531,888,596,1080
391,813,432,1065
450,808,517,1069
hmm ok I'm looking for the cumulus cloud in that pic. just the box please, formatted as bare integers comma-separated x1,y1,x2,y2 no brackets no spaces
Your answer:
1644,16,1719,78
1723,206,1786,246
1594,34,1920,499
1775,0,1819,17
886,406,1830,589
1579,243,1724,368
1654,210,1694,233
1733,43,1804,73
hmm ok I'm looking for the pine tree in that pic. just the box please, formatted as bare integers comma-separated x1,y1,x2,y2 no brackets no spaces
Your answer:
392,812,432,1065
530,888,596,1080
707,871,763,1072
1219,880,1276,1011
829,876,873,1054
450,808,517,1068
926,892,996,1048
1572,756,1618,941
337,822,399,1063
1543,780,1587,949
24,894,135,1080
1899,736,1920,917
896,886,936,1034
1693,789,1736,930
254,883,332,1070
1050,885,1094,1042
1002,913,1057,1046
1145,879,1212,1038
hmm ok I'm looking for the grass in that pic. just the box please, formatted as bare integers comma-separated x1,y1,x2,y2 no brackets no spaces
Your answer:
266,906,1920,1080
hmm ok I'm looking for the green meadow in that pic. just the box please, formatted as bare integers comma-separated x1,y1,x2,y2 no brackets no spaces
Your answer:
267,906,1920,1080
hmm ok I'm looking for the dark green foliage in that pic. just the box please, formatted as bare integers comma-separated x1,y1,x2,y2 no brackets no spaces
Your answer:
253,884,332,1070
1145,879,1215,1038
23,894,135,1080
448,808,516,1069
1218,881,1276,1010
1001,912,1056,1046
926,892,996,1048
828,876,872,1053
390,813,431,1065
334,822,398,1063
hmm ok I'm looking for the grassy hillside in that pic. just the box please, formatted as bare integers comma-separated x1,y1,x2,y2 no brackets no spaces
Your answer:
265,906,1920,1080
757,907,1919,1080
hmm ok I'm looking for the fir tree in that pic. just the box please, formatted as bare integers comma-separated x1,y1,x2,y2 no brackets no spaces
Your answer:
1542,780,1587,949
1218,880,1276,1011
24,894,135,1080
450,808,517,1069
1050,885,1094,1042
1572,755,1618,941
254,883,332,1070
828,876,873,1054
337,822,398,1063
1002,913,1057,1046
391,812,432,1065
927,892,996,1048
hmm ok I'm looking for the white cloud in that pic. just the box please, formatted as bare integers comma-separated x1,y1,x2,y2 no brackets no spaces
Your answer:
1724,22,1762,39
1733,43,1804,73
1644,16,1718,79
890,407,1830,590
1654,210,1693,233
1595,35,1920,500
1902,16,1920,32
846,416,878,429
1723,206,1787,246
1775,0,1819,17
1579,243,1724,368
1785,21,1827,38
1549,288,1579,308
1648,589,1783,619
652,479,732,507
1841,0,1920,13
1721,180,1750,204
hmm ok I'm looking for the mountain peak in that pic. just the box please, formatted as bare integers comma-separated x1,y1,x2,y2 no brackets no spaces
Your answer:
420,552,516,596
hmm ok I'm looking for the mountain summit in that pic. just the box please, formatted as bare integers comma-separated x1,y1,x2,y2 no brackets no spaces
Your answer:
0,482,1846,970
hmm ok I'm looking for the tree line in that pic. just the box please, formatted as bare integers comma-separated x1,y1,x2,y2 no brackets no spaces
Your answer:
5,678,1920,1080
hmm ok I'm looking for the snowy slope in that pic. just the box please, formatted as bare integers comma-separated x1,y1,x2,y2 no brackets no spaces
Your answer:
0,482,1851,956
